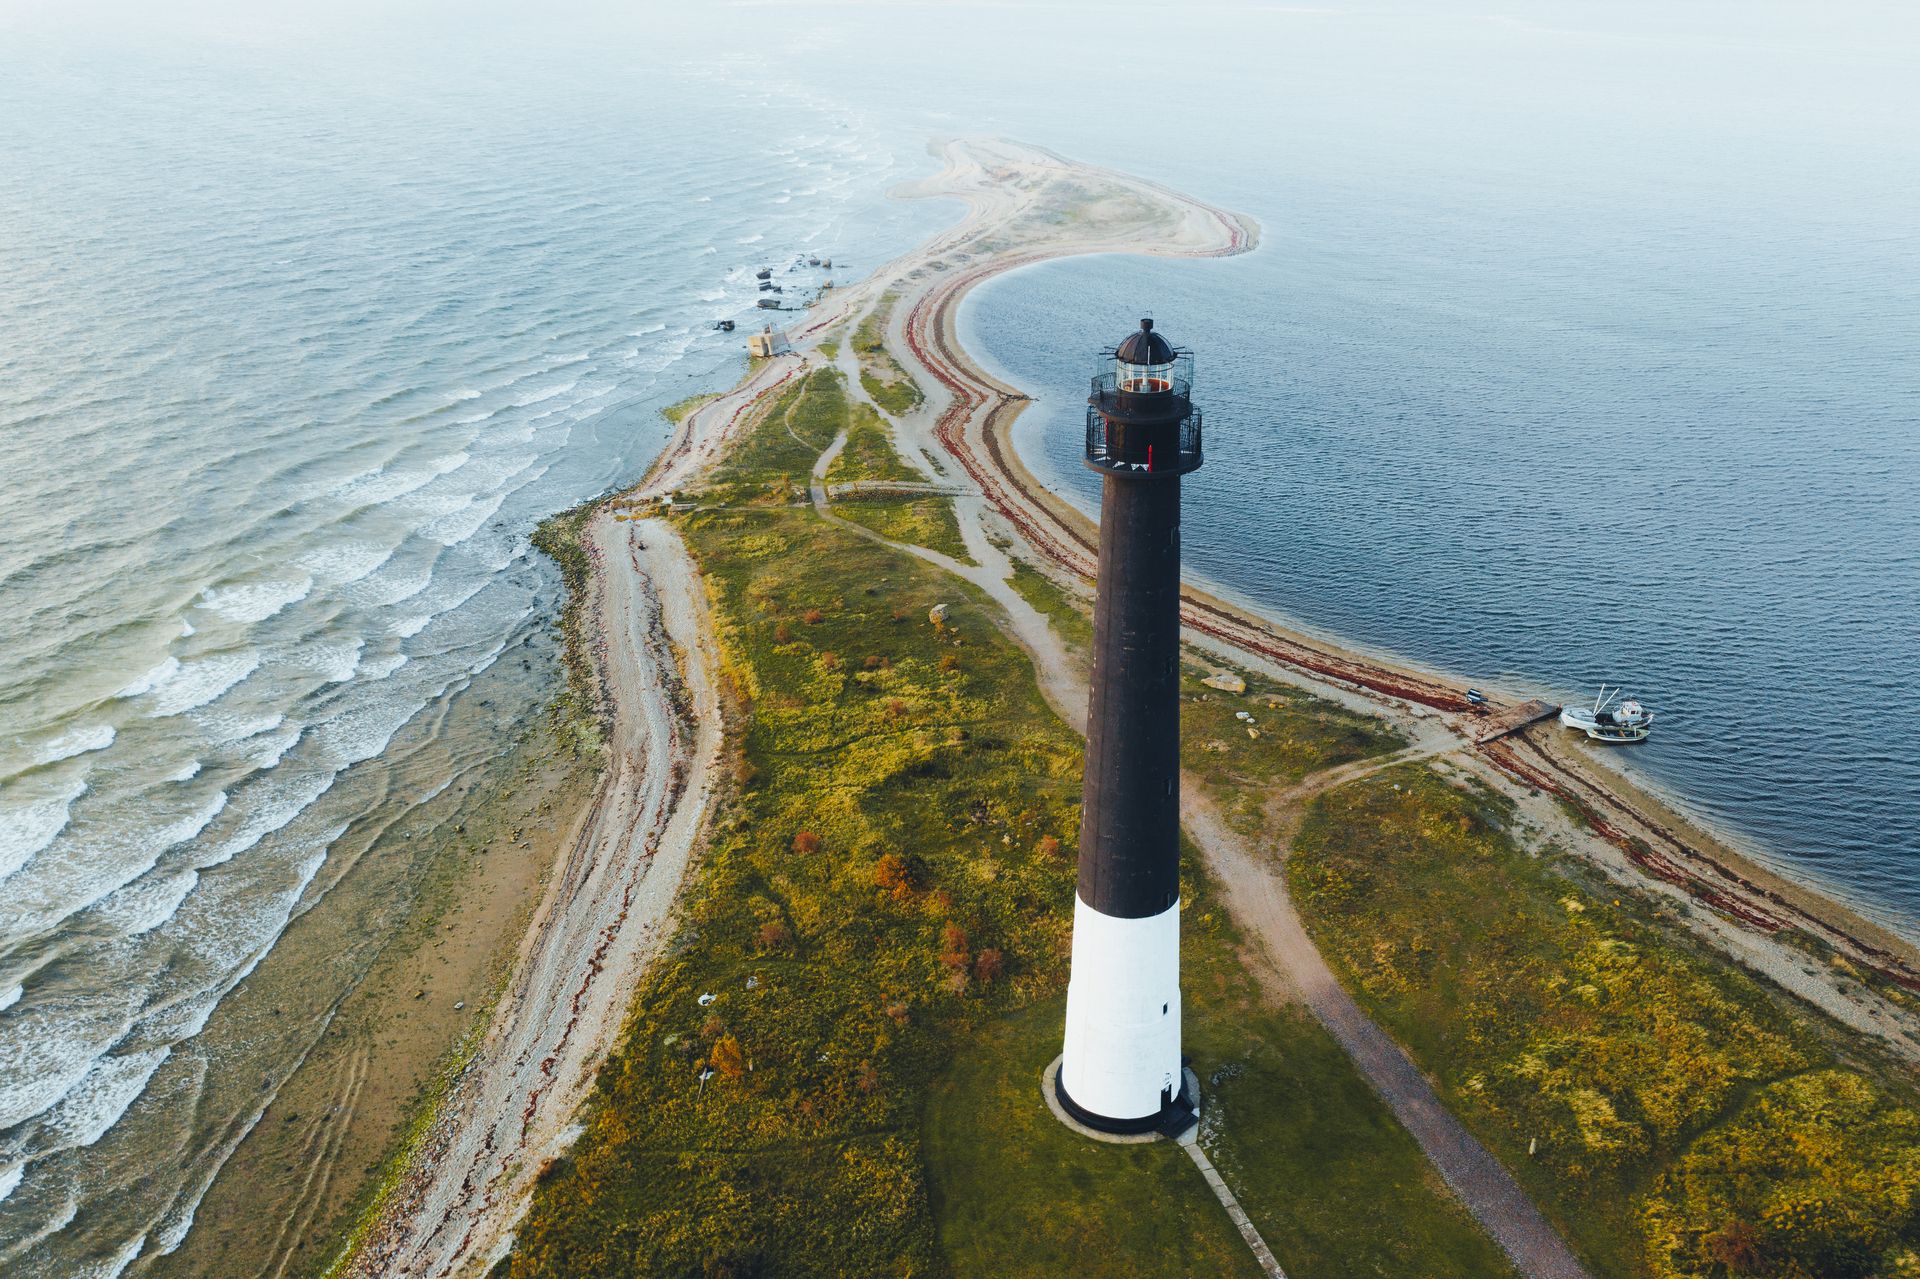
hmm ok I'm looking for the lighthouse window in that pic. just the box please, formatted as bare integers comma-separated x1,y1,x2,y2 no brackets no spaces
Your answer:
1162,1003,1169,1015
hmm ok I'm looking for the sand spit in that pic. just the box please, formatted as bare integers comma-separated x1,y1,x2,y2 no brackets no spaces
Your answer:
344,136,1917,1279
876,140,1920,1035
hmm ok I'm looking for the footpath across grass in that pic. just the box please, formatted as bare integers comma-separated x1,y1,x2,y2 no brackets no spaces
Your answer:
1290,764,1920,1279
854,293,924,416
506,369,1516,1277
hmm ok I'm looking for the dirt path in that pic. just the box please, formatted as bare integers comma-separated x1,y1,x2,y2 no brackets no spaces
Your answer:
346,133,1916,1279
1185,766,1593,1279
764,137,1596,1276
345,516,724,1279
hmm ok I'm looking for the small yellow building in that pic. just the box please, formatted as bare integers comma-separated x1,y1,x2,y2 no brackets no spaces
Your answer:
747,325,789,358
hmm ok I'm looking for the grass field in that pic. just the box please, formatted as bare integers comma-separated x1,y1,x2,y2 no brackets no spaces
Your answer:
1180,661,1403,838
505,367,1517,1278
1289,764,1920,1279
854,293,924,416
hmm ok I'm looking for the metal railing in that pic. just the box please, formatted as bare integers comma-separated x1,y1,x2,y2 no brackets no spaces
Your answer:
1084,406,1203,474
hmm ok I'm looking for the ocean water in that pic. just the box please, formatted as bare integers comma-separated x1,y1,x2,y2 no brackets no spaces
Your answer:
0,12,949,1274
930,6,1920,933
2,2,1916,1273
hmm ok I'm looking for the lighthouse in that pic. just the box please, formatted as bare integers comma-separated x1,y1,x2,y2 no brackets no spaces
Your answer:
1056,318,1203,1136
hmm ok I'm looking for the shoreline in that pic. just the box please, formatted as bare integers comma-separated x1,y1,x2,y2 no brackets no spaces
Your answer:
967,268,1920,959
145,653,591,1279
876,153,1920,1008
856,139,1920,1021
323,135,1918,1278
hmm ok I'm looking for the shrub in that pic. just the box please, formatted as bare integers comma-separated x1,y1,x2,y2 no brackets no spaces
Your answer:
774,622,792,643
938,922,971,972
792,830,822,855
973,948,1004,985
1036,835,1064,861
755,920,793,952
803,608,825,625
874,853,914,899
710,1033,746,1080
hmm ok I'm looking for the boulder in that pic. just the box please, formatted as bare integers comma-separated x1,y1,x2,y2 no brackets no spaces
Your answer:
928,603,950,625
1201,671,1246,694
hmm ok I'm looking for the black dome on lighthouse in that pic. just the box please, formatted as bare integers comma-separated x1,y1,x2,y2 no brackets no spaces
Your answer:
1114,318,1175,365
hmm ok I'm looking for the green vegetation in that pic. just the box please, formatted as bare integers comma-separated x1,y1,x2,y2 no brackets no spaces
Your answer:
1289,764,1920,1279
663,392,720,426
703,370,829,503
834,496,974,565
926,1000,1260,1279
815,371,974,566
826,399,920,486
1006,557,1092,655
508,500,1122,1276
529,505,608,755
817,338,840,360
1191,1001,1517,1279
508,360,1507,1277
1180,663,1404,838
854,294,924,416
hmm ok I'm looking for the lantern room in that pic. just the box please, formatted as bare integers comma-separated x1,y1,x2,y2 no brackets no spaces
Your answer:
1114,318,1179,392
1085,317,1202,477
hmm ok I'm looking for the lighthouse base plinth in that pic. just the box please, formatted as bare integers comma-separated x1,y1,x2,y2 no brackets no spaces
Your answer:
1042,1056,1200,1144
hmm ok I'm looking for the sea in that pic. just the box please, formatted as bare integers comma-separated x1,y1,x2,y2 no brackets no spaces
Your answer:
1,3,1915,1274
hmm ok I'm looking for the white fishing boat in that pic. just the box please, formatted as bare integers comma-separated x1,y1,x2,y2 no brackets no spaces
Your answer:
1560,685,1654,743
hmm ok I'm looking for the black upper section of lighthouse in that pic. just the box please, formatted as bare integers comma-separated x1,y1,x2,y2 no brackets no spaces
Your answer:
1085,319,1203,476
1075,319,1203,920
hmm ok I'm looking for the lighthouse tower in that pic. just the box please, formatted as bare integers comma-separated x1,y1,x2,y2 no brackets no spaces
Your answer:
1056,318,1204,1136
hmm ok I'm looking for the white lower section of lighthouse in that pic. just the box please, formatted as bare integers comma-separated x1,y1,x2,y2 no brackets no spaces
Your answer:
1058,896,1183,1126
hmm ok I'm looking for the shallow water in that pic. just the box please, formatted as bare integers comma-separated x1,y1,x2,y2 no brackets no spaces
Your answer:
936,7,1920,935
0,14,947,1274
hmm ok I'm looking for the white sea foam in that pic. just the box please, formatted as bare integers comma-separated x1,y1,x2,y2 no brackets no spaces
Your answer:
0,1162,21,1207
38,1046,170,1150
242,724,303,772
197,575,313,625
330,452,469,509
347,558,435,608
0,1006,105,1130
0,777,87,880
165,760,201,783
512,379,578,408
194,769,337,870
193,710,284,748
301,638,364,683
145,650,260,717
117,656,180,699
313,695,428,769
0,986,19,1013
31,724,116,767
95,868,200,937
422,486,511,548
298,541,396,586
360,652,408,681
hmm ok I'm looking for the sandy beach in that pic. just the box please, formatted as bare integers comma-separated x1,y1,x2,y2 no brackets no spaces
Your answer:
335,137,1920,1278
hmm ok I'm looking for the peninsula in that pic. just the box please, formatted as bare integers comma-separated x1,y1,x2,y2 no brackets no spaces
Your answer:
331,139,1920,1279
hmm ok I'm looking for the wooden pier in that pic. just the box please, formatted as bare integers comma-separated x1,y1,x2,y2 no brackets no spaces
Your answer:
1473,698,1561,745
